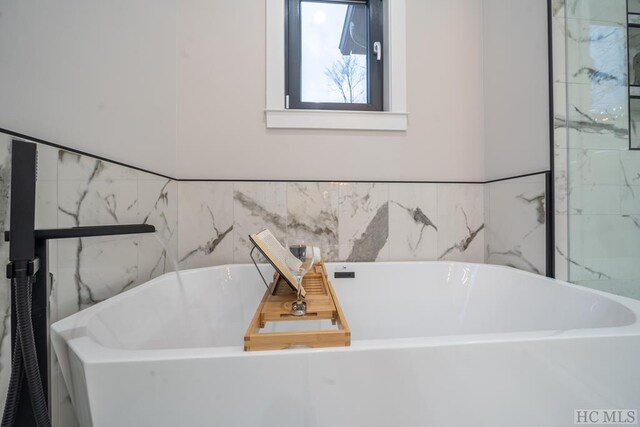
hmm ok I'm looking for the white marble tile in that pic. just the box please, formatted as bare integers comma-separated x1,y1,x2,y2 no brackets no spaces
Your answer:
566,126,629,152
569,214,640,263
437,184,484,263
555,148,568,215
620,150,640,184
565,18,626,86
485,176,547,275
552,0,565,17
177,181,234,269
55,157,141,318
569,184,621,214
568,149,623,186
565,83,628,150
0,134,11,166
554,82,568,149
232,182,287,263
55,235,140,319
58,150,139,182
553,16,567,84
565,0,626,23
577,257,640,281
286,182,340,262
36,144,59,181
555,213,569,282
388,183,438,261
338,183,389,262
58,179,139,227
138,179,178,280
36,180,59,228
621,185,640,214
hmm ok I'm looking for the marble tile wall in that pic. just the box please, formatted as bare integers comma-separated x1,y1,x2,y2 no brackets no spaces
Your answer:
0,134,178,426
553,0,640,299
485,175,547,276
0,134,549,425
177,181,486,268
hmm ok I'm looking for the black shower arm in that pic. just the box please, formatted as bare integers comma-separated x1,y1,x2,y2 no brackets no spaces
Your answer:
4,224,156,242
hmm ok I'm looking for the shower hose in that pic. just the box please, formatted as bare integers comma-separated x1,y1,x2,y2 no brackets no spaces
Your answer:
1,271,51,427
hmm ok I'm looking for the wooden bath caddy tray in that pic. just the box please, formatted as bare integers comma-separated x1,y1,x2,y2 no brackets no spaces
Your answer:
244,261,350,351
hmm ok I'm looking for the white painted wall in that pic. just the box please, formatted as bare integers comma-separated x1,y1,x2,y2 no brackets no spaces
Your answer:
0,0,177,177
482,0,550,180
0,0,549,181
176,0,485,181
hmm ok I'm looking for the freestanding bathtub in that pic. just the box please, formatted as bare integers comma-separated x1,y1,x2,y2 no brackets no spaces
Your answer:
51,262,640,427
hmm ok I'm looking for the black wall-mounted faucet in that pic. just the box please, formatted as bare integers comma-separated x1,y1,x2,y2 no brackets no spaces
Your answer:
2,140,156,427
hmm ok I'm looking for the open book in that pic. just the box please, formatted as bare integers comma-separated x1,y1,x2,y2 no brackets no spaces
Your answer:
249,230,306,297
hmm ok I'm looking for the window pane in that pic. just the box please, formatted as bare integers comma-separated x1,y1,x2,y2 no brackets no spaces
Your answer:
300,1,368,104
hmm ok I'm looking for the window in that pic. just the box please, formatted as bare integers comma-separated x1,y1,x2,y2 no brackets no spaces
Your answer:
286,0,383,111
265,0,409,131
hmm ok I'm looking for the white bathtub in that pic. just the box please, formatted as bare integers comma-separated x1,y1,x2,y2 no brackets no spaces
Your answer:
51,262,640,427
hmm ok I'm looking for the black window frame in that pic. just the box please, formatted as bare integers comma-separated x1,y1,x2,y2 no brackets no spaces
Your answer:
286,0,384,111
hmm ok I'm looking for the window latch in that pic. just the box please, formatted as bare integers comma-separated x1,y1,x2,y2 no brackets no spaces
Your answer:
373,41,382,61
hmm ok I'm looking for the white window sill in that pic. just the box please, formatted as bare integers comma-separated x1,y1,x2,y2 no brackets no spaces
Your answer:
265,109,408,131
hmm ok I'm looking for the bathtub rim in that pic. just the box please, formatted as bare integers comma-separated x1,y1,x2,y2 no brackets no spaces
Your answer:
51,261,640,365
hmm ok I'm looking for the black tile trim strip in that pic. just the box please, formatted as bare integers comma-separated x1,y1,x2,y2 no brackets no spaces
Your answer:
484,171,550,184
2,127,551,185
546,0,555,279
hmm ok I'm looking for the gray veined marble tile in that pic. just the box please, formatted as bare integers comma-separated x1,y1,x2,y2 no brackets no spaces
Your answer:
568,149,623,186
0,139,11,409
570,214,640,264
388,183,438,261
565,18,627,87
437,184,484,263
58,178,139,227
552,0,565,18
0,134,11,167
55,161,141,317
570,184,621,215
58,149,139,182
178,181,234,269
138,179,178,280
554,214,569,282
338,183,389,262
553,82,568,149
233,182,288,263
54,149,149,321
485,176,546,275
564,82,628,150
286,182,339,262
55,235,140,318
